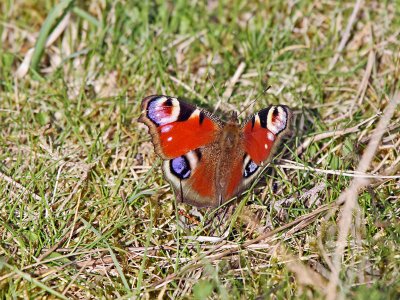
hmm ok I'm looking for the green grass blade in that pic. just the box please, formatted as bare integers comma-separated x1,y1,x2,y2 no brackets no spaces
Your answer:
1,261,69,300
30,0,75,72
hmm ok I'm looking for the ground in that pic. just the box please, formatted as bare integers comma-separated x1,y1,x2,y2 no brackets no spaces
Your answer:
0,0,399,299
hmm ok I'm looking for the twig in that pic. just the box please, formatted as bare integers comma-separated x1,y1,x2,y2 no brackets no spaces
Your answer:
296,113,379,155
326,91,400,300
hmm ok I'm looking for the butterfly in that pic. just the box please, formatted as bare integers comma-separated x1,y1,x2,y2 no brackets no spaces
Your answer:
139,95,292,208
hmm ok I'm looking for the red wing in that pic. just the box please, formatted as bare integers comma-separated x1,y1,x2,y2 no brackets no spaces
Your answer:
139,95,221,159
225,159,244,199
243,105,291,165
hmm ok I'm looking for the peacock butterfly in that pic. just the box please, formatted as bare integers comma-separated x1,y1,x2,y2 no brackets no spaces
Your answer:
139,95,292,208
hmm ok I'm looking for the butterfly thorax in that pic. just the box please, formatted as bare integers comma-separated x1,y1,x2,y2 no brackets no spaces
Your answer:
219,121,242,149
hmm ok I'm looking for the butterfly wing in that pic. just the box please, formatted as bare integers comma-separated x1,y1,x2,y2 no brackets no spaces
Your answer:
161,148,218,207
139,95,221,159
238,105,292,190
140,95,224,207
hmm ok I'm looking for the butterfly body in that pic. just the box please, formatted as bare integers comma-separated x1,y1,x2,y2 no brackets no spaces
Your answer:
139,95,291,207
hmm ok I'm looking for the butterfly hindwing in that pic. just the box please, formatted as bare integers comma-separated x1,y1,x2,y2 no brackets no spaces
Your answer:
139,95,221,159
162,146,246,208
162,148,217,207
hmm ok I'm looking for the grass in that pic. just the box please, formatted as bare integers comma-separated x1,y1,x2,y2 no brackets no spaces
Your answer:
1,0,399,298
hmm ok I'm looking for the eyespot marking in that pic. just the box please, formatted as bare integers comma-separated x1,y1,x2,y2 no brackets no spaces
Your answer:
244,157,259,178
147,97,180,126
165,98,173,106
177,101,196,122
170,156,191,180
267,106,288,134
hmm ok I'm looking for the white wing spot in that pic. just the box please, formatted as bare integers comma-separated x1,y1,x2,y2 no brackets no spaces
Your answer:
189,109,200,119
185,150,200,169
167,137,173,142
264,144,268,149
267,132,275,141
161,125,173,133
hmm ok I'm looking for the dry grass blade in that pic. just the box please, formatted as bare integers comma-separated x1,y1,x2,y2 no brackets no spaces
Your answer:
329,0,364,70
23,0,74,75
0,262,69,300
0,171,42,201
37,222,81,262
222,61,246,101
278,159,400,179
296,113,379,155
169,75,208,103
356,49,375,106
16,12,71,78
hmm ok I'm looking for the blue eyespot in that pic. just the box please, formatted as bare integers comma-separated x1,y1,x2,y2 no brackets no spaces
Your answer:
244,160,259,178
170,156,191,179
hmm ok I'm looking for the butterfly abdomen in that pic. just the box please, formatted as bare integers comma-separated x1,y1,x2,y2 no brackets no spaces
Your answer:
213,124,247,204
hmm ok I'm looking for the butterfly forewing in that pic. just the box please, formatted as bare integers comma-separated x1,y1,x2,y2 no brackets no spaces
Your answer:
139,95,221,159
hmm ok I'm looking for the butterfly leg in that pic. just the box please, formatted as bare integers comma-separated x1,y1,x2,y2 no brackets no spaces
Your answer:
179,179,184,203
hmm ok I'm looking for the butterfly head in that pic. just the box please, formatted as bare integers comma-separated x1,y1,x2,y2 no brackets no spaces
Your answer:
228,111,239,123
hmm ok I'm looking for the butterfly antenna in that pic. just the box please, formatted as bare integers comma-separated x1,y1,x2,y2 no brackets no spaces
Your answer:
207,73,224,114
237,86,271,118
